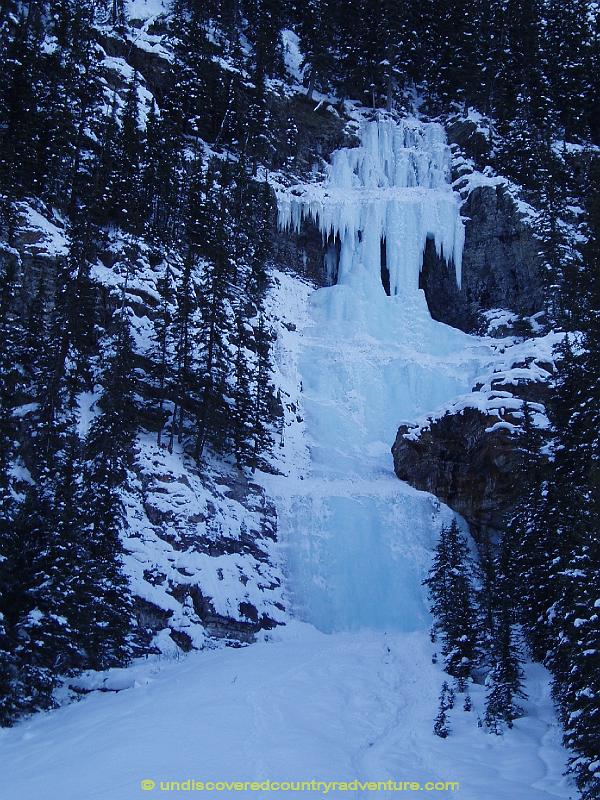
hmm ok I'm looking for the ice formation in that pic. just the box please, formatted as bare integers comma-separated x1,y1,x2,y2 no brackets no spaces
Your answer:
278,117,464,294
267,118,486,633
263,267,490,633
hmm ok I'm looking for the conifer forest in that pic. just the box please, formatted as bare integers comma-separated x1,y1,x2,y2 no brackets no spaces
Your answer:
0,2,599,799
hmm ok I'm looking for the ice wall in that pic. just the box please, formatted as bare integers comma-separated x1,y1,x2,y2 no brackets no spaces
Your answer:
265,269,488,633
278,117,464,294
268,117,482,633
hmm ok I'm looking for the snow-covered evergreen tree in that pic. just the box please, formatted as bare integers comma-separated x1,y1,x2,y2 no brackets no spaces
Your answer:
424,520,478,685
484,609,527,733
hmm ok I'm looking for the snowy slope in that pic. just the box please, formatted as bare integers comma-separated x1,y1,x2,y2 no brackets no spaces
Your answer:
0,625,571,800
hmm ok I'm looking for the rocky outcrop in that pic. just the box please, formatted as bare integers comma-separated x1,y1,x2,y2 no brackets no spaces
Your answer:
392,407,521,542
97,28,172,98
461,183,544,313
420,182,544,333
271,96,357,286
271,215,331,286
274,112,544,327
123,437,286,653
392,330,557,540
285,93,358,173
446,118,491,163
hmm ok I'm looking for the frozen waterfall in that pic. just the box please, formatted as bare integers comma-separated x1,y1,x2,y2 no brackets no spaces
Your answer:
267,117,487,633
277,117,464,295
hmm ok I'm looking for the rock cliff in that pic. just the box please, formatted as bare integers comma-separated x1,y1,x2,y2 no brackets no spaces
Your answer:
393,408,520,541
392,331,558,541
420,181,544,333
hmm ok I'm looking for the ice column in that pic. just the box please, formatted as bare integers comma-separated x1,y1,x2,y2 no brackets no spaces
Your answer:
277,117,464,295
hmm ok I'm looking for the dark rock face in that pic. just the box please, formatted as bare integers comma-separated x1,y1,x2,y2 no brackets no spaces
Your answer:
98,31,172,98
392,408,521,542
286,94,358,173
420,183,544,332
420,237,478,332
280,179,546,326
461,184,544,313
270,96,356,287
271,216,330,287
446,118,491,164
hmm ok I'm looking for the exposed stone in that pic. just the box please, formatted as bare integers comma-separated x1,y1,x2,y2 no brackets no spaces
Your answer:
446,118,491,164
168,629,194,652
420,183,544,332
98,31,172,97
285,93,358,174
132,597,173,654
188,586,260,643
392,407,522,542
271,214,330,286
143,500,173,526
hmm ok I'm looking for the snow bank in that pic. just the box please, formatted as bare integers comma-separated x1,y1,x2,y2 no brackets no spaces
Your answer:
0,627,572,800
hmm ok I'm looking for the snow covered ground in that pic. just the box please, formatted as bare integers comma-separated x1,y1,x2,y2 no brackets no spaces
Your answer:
0,625,571,800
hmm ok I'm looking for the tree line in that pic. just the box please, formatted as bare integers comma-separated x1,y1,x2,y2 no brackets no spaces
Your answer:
425,156,600,799
0,0,282,725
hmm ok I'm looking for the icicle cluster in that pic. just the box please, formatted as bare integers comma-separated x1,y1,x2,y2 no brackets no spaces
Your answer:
278,118,464,294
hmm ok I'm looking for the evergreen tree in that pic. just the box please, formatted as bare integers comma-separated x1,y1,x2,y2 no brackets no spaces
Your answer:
424,520,479,684
194,212,235,460
244,69,274,175
80,314,136,669
63,206,99,393
539,156,600,796
169,1,216,138
0,416,89,724
114,71,144,232
249,312,275,469
433,681,452,738
475,535,498,667
484,609,527,733
296,0,336,99
109,0,126,30
504,401,550,660
0,258,25,725
141,103,184,244
152,262,176,448
170,250,197,451
0,7,46,202
88,93,121,227
544,0,596,141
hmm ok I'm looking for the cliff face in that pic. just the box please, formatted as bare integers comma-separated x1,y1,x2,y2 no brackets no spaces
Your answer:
2,1,554,651
396,123,553,538
392,408,521,542
8,199,289,651
0,23,292,657
2,6,367,657
391,315,559,540
269,110,552,547
420,182,544,333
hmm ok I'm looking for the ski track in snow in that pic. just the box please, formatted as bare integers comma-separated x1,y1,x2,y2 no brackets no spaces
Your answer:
0,117,574,800
0,627,571,800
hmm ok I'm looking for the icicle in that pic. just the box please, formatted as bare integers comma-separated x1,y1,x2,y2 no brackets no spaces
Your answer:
277,117,464,295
